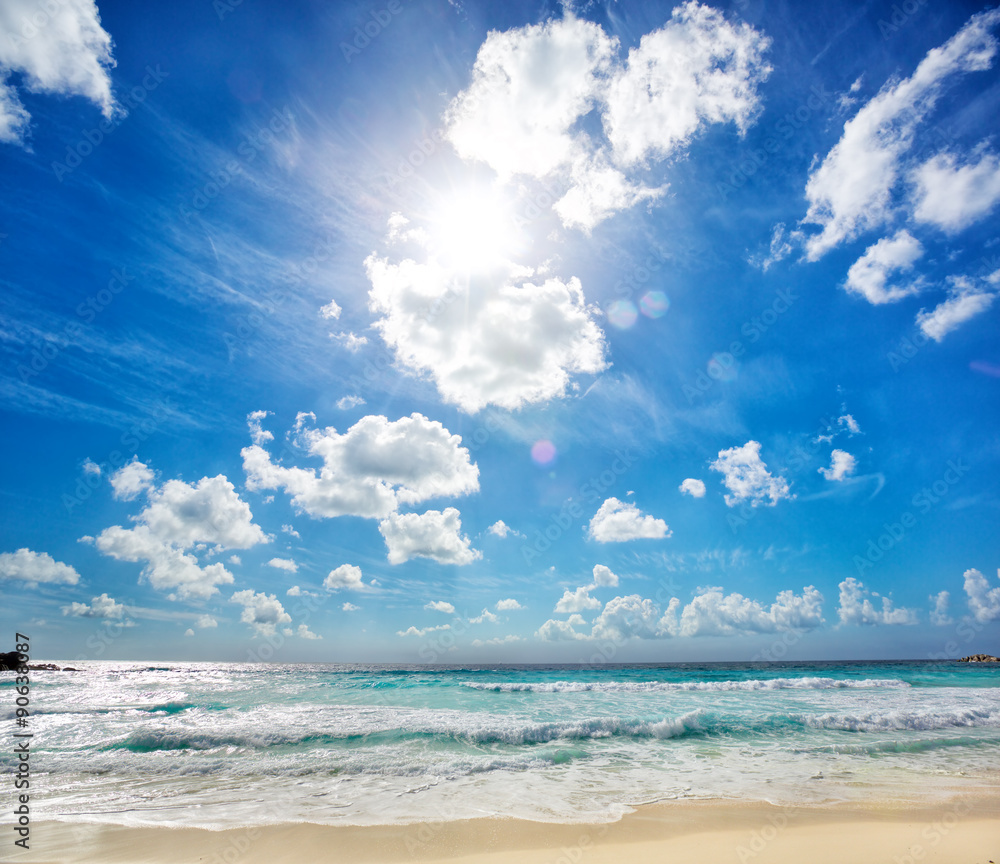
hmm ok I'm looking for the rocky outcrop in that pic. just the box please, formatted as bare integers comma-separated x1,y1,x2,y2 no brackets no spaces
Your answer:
958,654,1000,662
0,651,24,671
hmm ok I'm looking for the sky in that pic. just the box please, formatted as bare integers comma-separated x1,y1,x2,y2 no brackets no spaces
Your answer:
1,0,999,664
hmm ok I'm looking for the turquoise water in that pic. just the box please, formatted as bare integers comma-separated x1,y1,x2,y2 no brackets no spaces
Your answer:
2,660,998,826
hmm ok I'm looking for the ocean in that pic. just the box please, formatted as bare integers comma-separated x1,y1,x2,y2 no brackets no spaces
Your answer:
3,661,999,828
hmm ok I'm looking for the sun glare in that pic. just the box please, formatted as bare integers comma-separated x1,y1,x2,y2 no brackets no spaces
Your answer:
426,186,522,272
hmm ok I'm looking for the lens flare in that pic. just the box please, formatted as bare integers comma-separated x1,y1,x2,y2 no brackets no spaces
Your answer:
606,300,638,329
640,291,669,318
531,439,557,465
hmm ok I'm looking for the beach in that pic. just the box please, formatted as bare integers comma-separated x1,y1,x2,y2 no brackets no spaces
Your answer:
11,799,1000,864
3,661,998,862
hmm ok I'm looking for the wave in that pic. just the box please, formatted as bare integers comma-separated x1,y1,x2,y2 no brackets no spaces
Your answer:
459,677,911,693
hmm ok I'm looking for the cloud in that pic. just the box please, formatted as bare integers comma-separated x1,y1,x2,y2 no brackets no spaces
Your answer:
469,607,499,624
324,563,378,593
378,508,480,565
496,598,523,611
332,332,368,352
243,412,479,520
589,594,665,641
230,589,292,637
916,276,996,342
196,614,217,629
963,568,1000,623
109,458,155,501
539,585,825,642
444,15,616,184
425,600,455,614
397,624,451,637
319,299,342,319
442,6,769,234
246,411,274,447
837,577,918,626
710,440,792,507
342,601,360,612
843,230,925,304
590,564,619,587
336,395,366,410
679,478,706,498
62,592,126,619
82,458,101,477
0,0,117,146
281,524,300,538
90,471,266,601
801,8,1000,259
929,590,952,627
267,557,298,573
366,234,607,413
488,519,522,538
297,624,321,640
286,585,302,596
471,635,523,647
603,1,771,167
911,148,1000,233
554,586,601,613
818,449,856,481
0,548,80,585
536,613,588,641
587,497,670,542
661,586,825,637
838,414,861,435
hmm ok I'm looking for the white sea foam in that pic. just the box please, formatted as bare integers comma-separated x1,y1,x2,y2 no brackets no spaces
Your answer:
459,677,911,693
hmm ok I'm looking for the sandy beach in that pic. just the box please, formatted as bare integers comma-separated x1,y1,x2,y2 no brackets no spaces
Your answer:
8,797,999,864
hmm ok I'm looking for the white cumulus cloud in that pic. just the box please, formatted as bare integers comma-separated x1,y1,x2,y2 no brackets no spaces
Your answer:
837,577,918,626
230,589,292,637
554,586,601,613
243,412,479,519
911,148,1000,233
0,548,79,585
90,471,267,601
818,449,856,482
62,592,126,619
844,230,925,304
801,8,1000,259
710,440,792,507
588,497,670,542
929,590,952,627
324,564,378,593
425,600,455,614
963,567,1000,623
378,508,480,565
0,0,117,145
679,478,706,498
916,276,997,342
109,458,156,501
496,598,523,611
267,557,298,573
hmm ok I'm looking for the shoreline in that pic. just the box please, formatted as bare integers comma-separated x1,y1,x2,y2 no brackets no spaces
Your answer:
8,795,1000,864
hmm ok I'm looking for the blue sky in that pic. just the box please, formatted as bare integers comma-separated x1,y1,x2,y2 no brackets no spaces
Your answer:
1,0,998,663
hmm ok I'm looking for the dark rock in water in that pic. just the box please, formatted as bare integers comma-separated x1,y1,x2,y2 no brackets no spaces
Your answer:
957,654,1000,662
0,651,24,671
28,663,61,671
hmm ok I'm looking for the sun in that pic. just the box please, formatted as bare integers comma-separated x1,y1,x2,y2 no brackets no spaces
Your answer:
425,184,523,272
